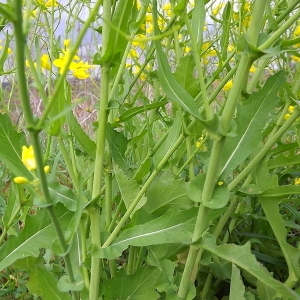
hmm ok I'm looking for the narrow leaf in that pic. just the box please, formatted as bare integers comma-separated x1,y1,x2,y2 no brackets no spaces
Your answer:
229,264,246,300
0,113,31,178
198,234,300,300
107,125,130,170
220,72,285,178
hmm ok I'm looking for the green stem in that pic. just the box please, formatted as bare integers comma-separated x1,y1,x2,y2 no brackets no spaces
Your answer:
89,0,111,297
258,8,300,51
12,3,78,299
183,13,211,119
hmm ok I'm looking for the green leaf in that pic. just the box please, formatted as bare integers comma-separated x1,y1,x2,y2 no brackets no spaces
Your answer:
3,185,20,229
49,80,70,136
94,207,198,259
0,113,32,178
102,267,160,299
144,171,194,215
220,2,232,60
153,22,220,139
267,153,300,169
113,165,147,215
46,179,78,211
68,112,96,159
153,115,181,167
27,266,72,300
100,0,135,64
188,174,230,209
107,124,130,170
260,185,300,198
197,234,300,300
220,72,285,178
229,264,246,300
191,0,205,47
57,274,84,292
174,55,199,98
0,204,72,271
259,196,300,281
118,100,168,123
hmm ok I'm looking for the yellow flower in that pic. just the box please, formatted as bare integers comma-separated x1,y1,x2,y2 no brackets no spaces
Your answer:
212,4,223,16
146,24,154,34
223,80,233,91
132,34,147,49
249,65,256,73
288,105,296,113
44,165,50,173
162,3,172,17
45,0,58,7
129,48,139,58
217,181,224,186
227,44,234,52
294,26,300,37
291,55,300,62
7,48,12,55
22,146,36,171
145,14,153,23
63,39,70,48
184,46,191,53
283,113,290,120
25,59,37,68
295,177,300,185
41,54,51,70
14,177,29,184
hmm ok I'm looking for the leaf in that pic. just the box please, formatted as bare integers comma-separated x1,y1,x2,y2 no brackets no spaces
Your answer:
102,267,160,299
259,196,300,281
49,80,70,136
191,0,205,47
197,234,300,300
94,207,199,259
3,185,20,229
46,179,78,211
188,174,230,209
267,153,300,169
0,113,32,178
144,171,194,215
220,2,232,60
0,204,72,271
57,274,84,292
107,124,130,170
118,100,168,122
153,115,181,167
174,55,199,97
220,72,285,178
100,0,135,64
153,21,220,139
229,264,246,300
113,165,146,215
68,112,96,159
27,266,72,300
260,185,300,198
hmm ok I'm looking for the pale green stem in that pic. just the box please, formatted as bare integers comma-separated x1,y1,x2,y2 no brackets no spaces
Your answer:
12,3,78,299
89,0,111,297
258,8,300,51
183,13,211,119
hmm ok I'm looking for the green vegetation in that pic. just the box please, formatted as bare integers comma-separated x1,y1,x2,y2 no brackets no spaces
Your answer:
0,0,300,299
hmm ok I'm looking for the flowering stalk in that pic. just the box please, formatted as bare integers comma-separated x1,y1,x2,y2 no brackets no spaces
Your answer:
178,0,268,298
12,1,79,299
